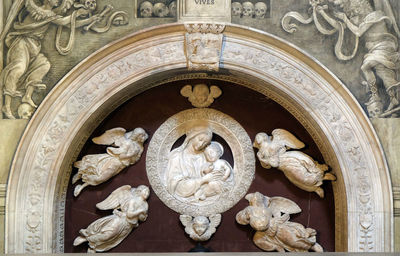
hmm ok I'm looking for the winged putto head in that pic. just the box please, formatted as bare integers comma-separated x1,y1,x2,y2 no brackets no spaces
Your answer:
179,214,222,241
180,84,222,108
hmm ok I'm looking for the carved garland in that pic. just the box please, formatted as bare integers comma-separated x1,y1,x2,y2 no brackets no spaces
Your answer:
5,24,391,253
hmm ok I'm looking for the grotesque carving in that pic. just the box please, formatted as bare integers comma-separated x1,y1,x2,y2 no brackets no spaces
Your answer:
231,2,243,17
0,0,128,119
180,84,222,108
282,0,400,117
180,214,222,241
153,3,169,17
72,127,148,196
242,2,255,17
254,2,267,19
166,125,234,200
73,185,150,253
184,23,225,71
140,1,153,17
253,129,335,198
236,192,324,252
169,1,177,17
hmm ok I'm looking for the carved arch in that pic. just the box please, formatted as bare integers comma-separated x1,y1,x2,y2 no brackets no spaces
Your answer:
5,24,393,252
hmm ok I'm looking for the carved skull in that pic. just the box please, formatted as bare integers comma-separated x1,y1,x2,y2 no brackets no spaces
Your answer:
140,1,153,17
18,103,35,119
78,0,97,11
85,0,97,11
153,2,170,17
169,1,177,17
231,2,242,17
242,2,254,17
254,2,267,19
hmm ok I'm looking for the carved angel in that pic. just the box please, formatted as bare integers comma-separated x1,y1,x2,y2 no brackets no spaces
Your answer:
253,129,335,198
236,192,323,252
72,127,148,196
282,0,400,117
0,0,128,119
180,84,222,108
73,185,150,252
179,214,222,241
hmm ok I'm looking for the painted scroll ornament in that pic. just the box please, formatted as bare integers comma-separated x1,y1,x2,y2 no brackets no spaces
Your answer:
73,185,150,252
146,108,255,216
253,129,335,198
236,192,323,252
72,127,148,196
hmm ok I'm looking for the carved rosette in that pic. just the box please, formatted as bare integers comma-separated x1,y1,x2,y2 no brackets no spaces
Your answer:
146,108,255,216
184,23,225,72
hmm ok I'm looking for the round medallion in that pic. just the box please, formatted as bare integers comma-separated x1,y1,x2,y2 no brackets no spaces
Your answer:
146,108,255,216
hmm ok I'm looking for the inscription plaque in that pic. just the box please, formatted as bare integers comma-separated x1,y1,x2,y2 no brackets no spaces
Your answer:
179,0,231,22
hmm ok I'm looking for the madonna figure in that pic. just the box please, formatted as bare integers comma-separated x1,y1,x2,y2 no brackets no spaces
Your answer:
166,125,222,199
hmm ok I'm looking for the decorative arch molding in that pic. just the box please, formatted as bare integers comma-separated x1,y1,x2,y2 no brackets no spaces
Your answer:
5,23,393,253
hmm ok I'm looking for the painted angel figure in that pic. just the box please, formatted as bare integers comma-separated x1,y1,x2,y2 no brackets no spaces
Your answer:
72,127,148,196
179,214,222,241
236,192,323,252
282,0,400,117
73,185,150,253
253,129,335,198
0,0,128,119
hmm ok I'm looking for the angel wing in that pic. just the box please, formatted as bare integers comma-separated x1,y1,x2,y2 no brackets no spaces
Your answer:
179,214,193,227
0,0,25,42
179,215,194,235
272,129,305,150
268,196,301,218
92,127,127,145
208,214,221,231
202,214,221,239
180,85,193,98
54,0,74,14
25,0,57,21
210,85,222,98
96,185,132,210
209,214,221,228
374,0,400,38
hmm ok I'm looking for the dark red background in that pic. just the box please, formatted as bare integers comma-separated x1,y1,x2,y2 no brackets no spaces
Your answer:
65,79,335,252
